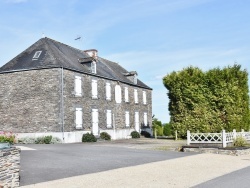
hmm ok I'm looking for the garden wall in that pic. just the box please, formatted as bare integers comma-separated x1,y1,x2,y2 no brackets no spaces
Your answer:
0,147,20,188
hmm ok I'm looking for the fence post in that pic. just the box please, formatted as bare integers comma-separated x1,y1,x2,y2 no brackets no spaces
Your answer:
222,130,226,148
175,130,178,141
233,129,236,140
241,129,245,138
187,130,190,145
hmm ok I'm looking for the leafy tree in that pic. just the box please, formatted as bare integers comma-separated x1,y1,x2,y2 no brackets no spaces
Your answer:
163,64,250,138
163,123,172,136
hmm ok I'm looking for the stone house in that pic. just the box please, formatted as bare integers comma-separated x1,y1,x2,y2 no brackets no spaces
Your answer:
0,37,152,143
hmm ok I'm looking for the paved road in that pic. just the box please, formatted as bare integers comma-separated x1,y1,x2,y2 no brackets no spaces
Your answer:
19,142,195,186
194,166,250,188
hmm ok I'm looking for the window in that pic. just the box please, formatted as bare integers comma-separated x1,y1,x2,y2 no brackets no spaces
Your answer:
74,76,82,96
75,108,83,129
92,79,98,99
144,112,147,126
107,110,112,128
134,74,137,84
115,85,121,103
134,89,138,104
106,83,111,100
32,51,42,60
135,112,140,132
124,87,129,102
92,109,99,135
125,111,130,127
143,91,147,104
91,62,96,74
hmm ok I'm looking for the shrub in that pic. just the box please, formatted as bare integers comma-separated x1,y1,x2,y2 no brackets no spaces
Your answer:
35,137,45,144
163,123,172,136
141,131,151,138
18,136,60,144
0,131,16,144
51,137,62,144
100,132,111,140
233,136,248,147
131,131,140,138
82,133,97,142
44,135,52,144
18,137,36,144
153,125,163,137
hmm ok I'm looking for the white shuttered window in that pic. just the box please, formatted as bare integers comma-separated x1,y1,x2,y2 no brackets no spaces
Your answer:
92,109,99,135
115,85,122,103
106,83,111,100
144,112,147,126
125,111,130,127
75,76,82,96
143,91,147,104
134,89,138,104
107,110,112,128
92,80,98,99
124,87,129,102
135,112,140,132
75,108,83,129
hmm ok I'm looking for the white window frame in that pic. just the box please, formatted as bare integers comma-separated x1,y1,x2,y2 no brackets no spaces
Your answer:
106,83,111,100
106,110,112,128
32,51,42,60
75,108,83,129
134,89,138,104
92,79,98,99
91,62,96,74
92,109,99,135
75,76,82,96
124,87,129,102
115,85,122,103
143,91,147,104
144,112,148,126
125,111,130,127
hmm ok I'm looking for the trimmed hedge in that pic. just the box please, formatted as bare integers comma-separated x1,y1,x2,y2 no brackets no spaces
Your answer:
100,132,111,140
82,133,97,142
131,131,140,138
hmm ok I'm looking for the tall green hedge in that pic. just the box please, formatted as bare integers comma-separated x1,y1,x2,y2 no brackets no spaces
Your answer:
163,64,250,138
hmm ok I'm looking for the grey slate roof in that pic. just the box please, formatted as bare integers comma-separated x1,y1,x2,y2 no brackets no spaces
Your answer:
0,37,151,90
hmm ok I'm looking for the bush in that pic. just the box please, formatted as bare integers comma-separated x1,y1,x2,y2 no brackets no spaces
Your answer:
82,133,97,142
131,131,140,138
233,136,248,147
44,135,52,144
100,132,111,140
153,125,163,137
141,131,151,138
18,135,60,144
0,131,16,144
163,123,172,136
50,137,62,144
18,137,36,144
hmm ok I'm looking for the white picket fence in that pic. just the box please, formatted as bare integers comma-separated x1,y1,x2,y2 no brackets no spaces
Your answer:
187,129,250,148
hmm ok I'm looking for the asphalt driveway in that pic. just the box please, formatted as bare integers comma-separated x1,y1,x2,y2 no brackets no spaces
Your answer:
19,140,194,186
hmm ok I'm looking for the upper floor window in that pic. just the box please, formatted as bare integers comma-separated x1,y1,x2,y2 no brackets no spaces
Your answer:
143,91,147,104
124,87,129,102
115,85,121,103
91,62,96,74
125,111,130,127
92,79,98,99
75,108,83,129
106,110,112,128
74,76,82,96
106,83,111,100
134,89,138,104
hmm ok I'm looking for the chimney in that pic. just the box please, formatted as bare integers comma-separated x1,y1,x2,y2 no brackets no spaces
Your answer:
84,49,98,60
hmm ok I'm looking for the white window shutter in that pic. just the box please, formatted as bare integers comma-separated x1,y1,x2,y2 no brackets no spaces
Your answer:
125,111,130,127
135,112,140,132
134,89,138,104
143,91,147,104
75,76,82,96
124,87,129,102
106,83,111,100
107,110,112,128
144,112,147,126
92,80,98,98
115,85,121,103
92,109,99,135
75,108,83,128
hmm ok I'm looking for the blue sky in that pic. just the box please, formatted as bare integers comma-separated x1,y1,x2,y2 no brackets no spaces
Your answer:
0,0,249,123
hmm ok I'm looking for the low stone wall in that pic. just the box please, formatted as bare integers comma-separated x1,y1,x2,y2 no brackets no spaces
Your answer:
0,147,20,188
183,146,250,156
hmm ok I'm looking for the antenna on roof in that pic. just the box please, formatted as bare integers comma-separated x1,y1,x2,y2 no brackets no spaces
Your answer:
74,34,83,49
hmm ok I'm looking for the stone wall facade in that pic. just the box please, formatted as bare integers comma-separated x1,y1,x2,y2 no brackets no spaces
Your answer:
0,68,152,141
0,147,20,188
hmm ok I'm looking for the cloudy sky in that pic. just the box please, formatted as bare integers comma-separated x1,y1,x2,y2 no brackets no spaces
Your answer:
0,0,249,123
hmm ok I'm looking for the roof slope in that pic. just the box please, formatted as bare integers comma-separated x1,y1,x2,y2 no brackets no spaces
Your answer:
0,37,151,89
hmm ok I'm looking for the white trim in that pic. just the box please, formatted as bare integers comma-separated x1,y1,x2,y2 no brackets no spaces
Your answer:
92,79,98,99
75,108,83,129
134,89,138,104
106,83,111,100
115,85,122,103
124,87,129,102
125,111,130,127
107,110,112,128
143,91,147,104
75,76,82,96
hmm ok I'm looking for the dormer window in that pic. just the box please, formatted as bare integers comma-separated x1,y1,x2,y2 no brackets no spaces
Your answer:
134,74,137,84
32,51,42,60
91,62,96,74
123,71,138,85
